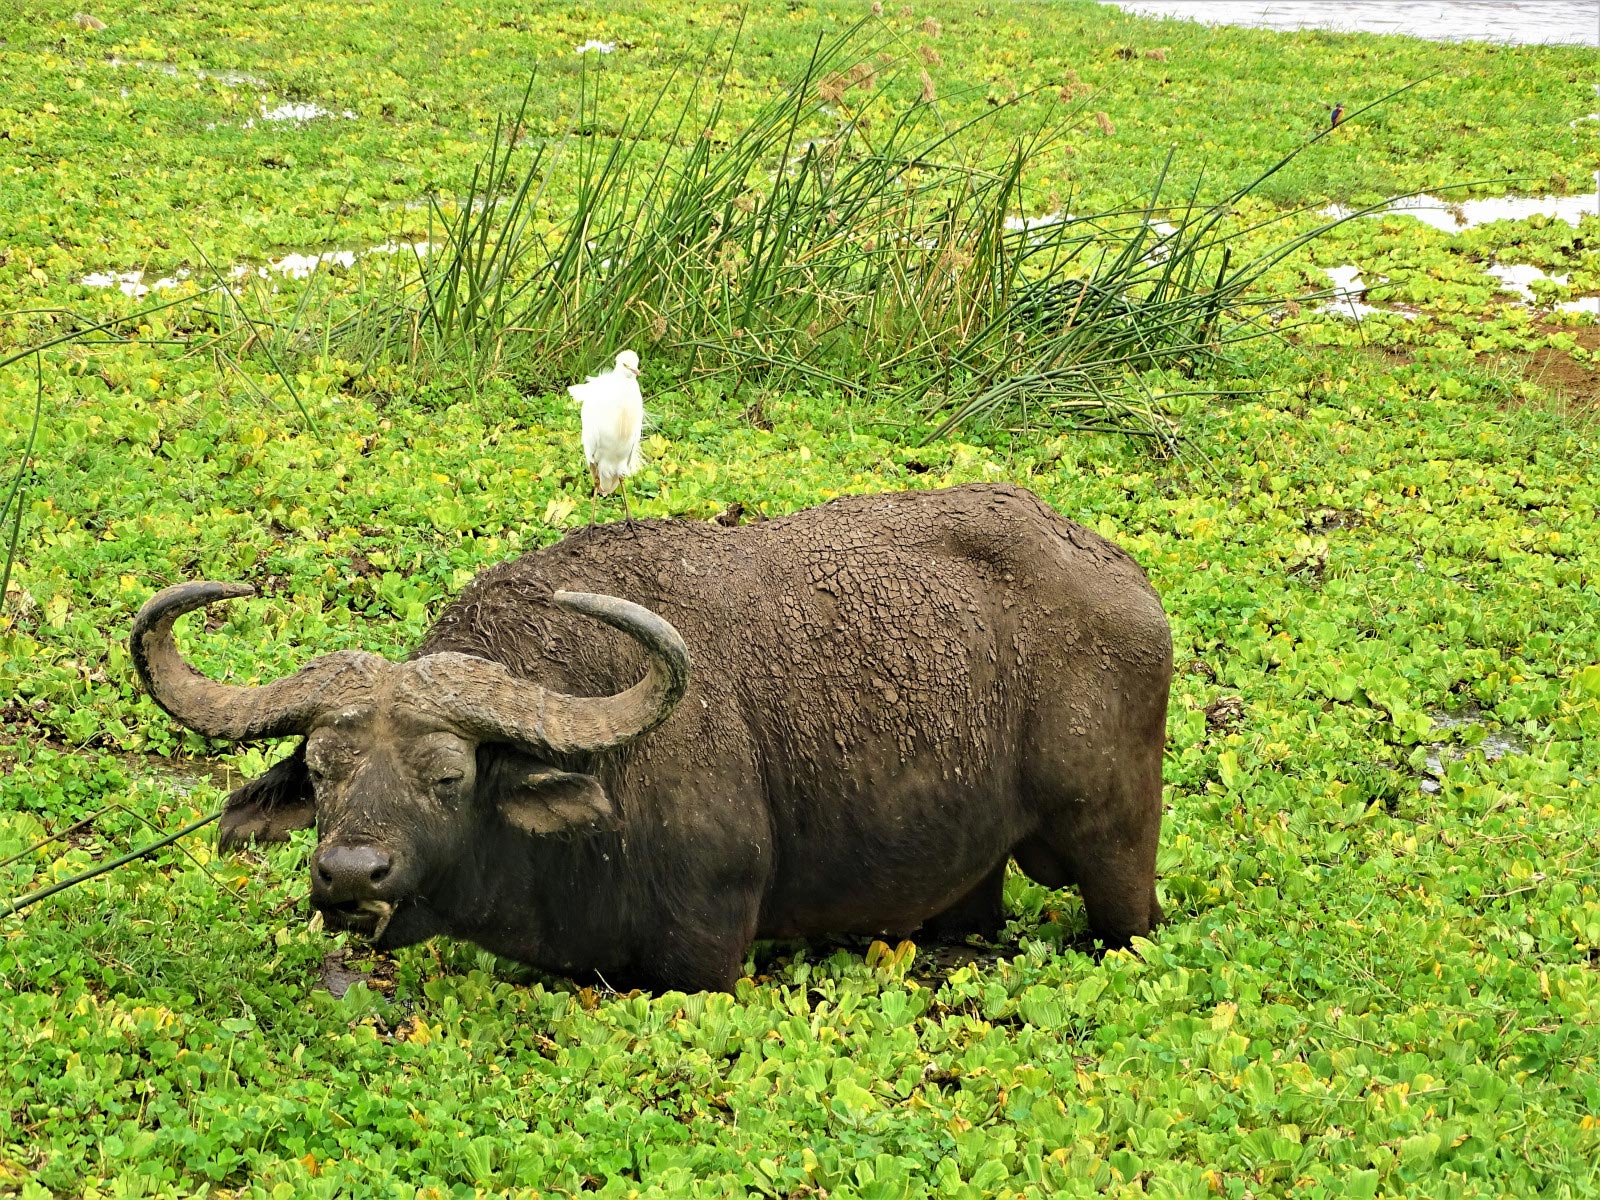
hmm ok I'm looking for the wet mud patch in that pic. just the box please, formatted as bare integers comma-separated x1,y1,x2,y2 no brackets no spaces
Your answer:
908,937,1030,985
1354,345,1419,370
0,746,238,874
135,753,240,795
1524,349,1598,409
317,946,398,998
1203,694,1246,732
1303,505,1365,532
1519,321,1600,413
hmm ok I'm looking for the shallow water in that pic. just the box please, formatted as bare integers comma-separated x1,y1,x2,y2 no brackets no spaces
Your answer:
1486,262,1569,300
1326,190,1600,234
1003,211,1069,232
1319,264,1419,321
1419,708,1529,793
108,57,269,87
1322,258,1598,320
1102,1,1600,45
80,242,430,298
244,102,358,128
1318,187,1600,319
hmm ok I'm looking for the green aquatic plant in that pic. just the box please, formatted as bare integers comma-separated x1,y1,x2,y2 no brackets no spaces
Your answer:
1,1,1598,1196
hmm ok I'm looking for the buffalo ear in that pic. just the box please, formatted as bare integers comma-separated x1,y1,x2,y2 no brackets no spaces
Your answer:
218,742,316,849
497,766,619,836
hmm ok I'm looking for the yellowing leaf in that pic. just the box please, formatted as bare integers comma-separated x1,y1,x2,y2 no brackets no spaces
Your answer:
831,1077,876,1115
1217,749,1238,791
1572,664,1600,700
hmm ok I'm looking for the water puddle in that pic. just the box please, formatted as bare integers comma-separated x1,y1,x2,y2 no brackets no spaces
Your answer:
1485,263,1570,301
1313,190,1600,323
80,242,430,298
1319,264,1419,321
574,40,616,54
264,244,431,280
1102,1,1600,45
999,212,1180,268
1326,189,1600,235
80,269,162,298
1004,211,1069,232
108,57,268,87
1483,263,1600,315
244,102,358,128
1419,707,1529,794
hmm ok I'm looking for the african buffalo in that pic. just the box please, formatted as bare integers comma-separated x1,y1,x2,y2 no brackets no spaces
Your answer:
131,484,1172,992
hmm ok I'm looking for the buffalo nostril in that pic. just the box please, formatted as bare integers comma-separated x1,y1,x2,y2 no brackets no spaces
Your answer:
314,843,395,899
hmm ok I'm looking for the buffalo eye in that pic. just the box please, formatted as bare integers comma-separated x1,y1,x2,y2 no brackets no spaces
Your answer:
307,766,327,787
432,772,465,790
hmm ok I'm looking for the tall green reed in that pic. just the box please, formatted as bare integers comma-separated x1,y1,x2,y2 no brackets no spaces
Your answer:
0,355,43,619
252,17,1382,442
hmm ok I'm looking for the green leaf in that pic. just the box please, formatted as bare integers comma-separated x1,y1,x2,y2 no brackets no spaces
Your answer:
1218,749,1240,791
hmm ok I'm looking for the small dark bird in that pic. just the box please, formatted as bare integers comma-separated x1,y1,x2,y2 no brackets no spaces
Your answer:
1330,103,1345,129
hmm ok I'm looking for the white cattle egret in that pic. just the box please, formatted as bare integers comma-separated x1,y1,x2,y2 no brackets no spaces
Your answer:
568,349,645,525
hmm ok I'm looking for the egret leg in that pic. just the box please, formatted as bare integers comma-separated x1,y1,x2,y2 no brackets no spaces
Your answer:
588,463,600,528
621,480,636,534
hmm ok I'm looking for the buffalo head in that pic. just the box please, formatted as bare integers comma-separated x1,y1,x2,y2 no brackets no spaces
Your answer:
130,582,689,943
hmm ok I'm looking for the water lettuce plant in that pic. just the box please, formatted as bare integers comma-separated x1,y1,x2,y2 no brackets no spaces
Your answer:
1,0,1597,1197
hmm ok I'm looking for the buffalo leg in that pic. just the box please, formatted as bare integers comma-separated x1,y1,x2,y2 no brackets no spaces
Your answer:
634,880,762,993
1017,718,1166,948
920,862,1008,941
639,922,750,994
1069,836,1161,949
1015,827,1158,949
1016,595,1170,948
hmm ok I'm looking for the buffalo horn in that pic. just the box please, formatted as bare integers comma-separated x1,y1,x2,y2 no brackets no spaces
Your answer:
406,590,691,754
130,581,384,740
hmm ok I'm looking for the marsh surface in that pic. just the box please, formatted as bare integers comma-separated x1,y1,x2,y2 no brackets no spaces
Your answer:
1103,0,1600,44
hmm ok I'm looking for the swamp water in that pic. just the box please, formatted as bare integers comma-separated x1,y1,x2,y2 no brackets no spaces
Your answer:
1419,709,1531,795
1101,0,1600,46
